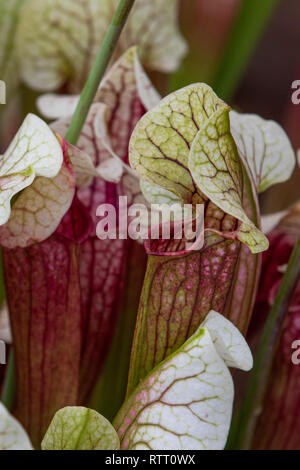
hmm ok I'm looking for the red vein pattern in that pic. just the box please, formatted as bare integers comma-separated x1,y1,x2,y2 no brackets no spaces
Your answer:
3,235,82,449
78,235,128,403
51,49,151,403
127,201,238,393
223,178,262,334
2,192,95,448
127,189,261,393
250,204,300,450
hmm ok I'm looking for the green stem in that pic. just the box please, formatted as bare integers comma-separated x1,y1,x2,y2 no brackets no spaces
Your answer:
1,0,136,411
212,0,280,101
1,349,15,410
66,0,136,145
230,236,300,449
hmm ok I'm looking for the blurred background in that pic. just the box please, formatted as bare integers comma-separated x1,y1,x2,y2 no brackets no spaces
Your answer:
2,0,299,214
167,0,300,213
0,0,299,450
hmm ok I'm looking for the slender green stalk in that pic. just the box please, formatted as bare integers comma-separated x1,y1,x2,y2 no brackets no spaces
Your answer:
1,0,136,411
212,0,280,101
1,349,15,410
66,0,136,145
230,236,300,449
